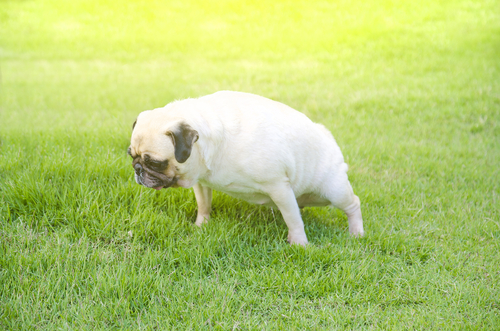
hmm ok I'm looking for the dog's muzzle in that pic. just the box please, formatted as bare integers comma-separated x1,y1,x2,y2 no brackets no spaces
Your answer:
134,162,177,190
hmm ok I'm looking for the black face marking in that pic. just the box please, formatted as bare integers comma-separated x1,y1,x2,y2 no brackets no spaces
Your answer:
155,161,169,171
145,157,169,171
132,153,173,189
167,122,199,163
132,152,168,172
132,119,137,130
127,147,132,157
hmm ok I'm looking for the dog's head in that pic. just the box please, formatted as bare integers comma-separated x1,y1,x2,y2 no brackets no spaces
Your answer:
128,111,199,190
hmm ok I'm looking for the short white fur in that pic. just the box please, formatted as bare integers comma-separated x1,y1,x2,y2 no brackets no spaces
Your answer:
130,91,364,245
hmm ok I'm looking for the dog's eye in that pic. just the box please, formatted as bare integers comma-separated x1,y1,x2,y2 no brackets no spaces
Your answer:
148,159,167,169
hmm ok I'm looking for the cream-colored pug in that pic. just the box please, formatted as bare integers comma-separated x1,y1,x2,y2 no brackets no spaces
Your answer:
128,91,364,245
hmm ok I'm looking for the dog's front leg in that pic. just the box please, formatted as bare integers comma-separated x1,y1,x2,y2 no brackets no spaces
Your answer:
193,183,212,226
268,182,308,246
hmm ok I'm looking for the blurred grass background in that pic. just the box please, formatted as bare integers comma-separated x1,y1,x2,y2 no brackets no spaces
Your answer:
1,0,499,329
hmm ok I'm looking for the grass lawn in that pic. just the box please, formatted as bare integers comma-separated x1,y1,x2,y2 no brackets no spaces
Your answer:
1,0,499,329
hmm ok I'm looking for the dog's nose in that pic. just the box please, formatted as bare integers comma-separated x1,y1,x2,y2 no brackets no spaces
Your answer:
134,163,143,174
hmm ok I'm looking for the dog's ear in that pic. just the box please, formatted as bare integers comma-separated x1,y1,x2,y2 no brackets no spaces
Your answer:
132,118,137,130
167,122,199,163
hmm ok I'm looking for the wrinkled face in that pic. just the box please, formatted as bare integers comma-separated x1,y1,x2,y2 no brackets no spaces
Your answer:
129,112,199,190
128,146,178,190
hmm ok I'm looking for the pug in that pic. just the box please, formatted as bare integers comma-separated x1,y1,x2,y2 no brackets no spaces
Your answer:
128,91,364,245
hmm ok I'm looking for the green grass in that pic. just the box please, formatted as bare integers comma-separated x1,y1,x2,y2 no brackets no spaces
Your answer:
1,0,499,329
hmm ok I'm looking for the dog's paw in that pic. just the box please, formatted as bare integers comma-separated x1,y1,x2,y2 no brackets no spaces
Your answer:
349,227,364,238
195,214,209,227
287,233,309,246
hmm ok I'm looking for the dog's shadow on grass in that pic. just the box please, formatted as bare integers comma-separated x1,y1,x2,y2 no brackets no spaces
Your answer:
191,191,353,246
128,188,432,266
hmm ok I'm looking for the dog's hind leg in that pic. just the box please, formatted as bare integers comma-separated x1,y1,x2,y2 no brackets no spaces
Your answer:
323,167,364,237
343,194,364,237
193,183,212,226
